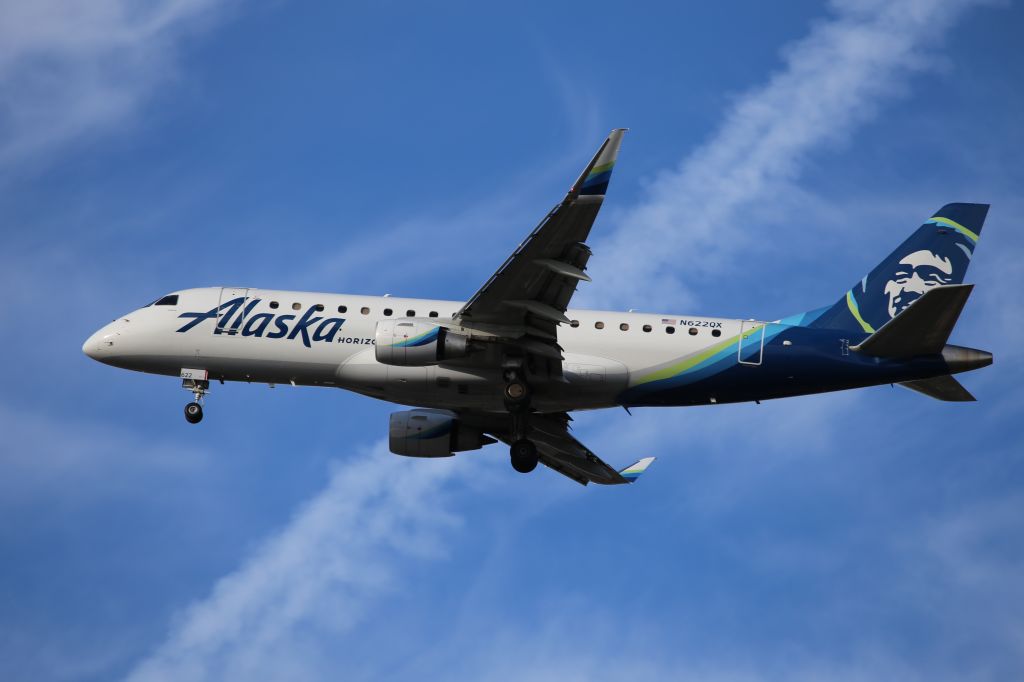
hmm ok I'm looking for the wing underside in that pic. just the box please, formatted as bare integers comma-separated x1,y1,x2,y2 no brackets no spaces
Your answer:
492,413,654,486
454,130,627,370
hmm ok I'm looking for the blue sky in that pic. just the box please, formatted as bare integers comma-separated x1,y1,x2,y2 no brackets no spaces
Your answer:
2,0,1023,680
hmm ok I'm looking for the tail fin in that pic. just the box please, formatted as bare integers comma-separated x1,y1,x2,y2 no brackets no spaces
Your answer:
805,203,988,333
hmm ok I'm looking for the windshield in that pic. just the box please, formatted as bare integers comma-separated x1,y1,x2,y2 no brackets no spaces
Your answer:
146,294,179,307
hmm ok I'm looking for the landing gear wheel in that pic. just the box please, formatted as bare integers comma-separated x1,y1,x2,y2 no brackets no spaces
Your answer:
510,439,538,474
182,375,209,424
505,380,528,401
184,401,204,424
503,379,531,414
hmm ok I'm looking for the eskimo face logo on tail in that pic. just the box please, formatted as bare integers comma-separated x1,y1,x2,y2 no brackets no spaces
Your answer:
850,219,977,332
176,297,346,348
883,250,954,318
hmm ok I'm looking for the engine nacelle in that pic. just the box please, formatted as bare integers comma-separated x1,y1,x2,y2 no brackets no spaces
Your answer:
388,409,495,458
375,320,470,366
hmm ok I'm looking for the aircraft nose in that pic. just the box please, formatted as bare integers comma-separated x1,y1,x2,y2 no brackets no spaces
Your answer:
82,323,120,362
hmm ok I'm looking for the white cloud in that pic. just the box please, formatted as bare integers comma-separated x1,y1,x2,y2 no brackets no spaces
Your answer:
583,0,992,312
572,388,865,517
390,594,935,682
0,0,228,169
123,443,478,682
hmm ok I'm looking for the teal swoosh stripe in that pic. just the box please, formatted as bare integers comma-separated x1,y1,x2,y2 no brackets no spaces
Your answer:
632,324,787,390
392,327,440,348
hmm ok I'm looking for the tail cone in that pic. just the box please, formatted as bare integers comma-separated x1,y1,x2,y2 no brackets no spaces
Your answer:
942,344,993,373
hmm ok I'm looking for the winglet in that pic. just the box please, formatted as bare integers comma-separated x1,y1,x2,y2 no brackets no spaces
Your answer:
618,456,656,483
572,128,627,198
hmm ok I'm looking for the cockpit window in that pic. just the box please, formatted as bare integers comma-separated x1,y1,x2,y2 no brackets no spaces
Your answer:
153,294,179,306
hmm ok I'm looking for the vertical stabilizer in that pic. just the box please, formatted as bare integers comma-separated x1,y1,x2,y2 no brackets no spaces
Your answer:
806,203,988,333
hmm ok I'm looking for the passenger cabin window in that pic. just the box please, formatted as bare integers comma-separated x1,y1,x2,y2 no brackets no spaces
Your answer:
153,294,179,306
384,308,393,316
315,304,324,312
270,301,279,309
429,311,438,318
665,326,675,334
406,309,416,317
292,302,301,311
361,307,370,315
619,323,629,331
712,329,722,337
338,305,347,313
688,327,698,336
595,321,605,330
642,324,652,332
570,320,580,328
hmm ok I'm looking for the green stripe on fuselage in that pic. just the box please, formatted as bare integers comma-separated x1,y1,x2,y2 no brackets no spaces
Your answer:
635,329,756,385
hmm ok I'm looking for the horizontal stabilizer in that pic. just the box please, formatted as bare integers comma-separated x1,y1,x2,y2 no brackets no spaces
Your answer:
618,457,656,483
851,284,973,358
899,375,976,402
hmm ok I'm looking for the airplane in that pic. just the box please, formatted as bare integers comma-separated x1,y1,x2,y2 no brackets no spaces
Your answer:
82,129,993,486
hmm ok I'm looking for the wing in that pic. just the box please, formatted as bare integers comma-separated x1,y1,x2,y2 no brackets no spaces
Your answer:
494,412,655,486
454,129,627,360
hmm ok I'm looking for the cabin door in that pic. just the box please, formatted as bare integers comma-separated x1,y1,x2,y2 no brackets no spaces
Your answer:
738,320,766,366
214,287,251,335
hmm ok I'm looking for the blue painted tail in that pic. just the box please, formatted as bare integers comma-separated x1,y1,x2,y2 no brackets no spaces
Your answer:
803,203,988,333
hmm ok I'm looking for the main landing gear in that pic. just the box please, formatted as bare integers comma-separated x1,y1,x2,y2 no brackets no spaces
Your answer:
510,438,538,473
503,375,531,413
182,376,209,425
504,369,538,474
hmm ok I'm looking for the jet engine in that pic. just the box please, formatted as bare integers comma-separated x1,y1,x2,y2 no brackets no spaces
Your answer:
389,409,495,458
375,320,471,366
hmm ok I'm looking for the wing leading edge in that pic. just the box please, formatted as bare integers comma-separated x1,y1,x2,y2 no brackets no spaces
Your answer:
455,130,627,360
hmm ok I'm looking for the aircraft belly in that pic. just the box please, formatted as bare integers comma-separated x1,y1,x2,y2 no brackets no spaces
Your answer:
334,349,625,412
548,353,629,409
181,335,362,385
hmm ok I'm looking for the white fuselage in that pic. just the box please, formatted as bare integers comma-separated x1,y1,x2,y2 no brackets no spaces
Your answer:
83,287,754,413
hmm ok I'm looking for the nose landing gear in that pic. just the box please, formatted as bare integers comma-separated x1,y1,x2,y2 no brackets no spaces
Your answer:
184,401,203,424
181,372,209,425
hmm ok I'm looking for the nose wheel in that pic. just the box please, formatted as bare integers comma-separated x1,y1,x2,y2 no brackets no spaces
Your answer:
510,438,538,474
181,375,210,425
184,402,204,424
